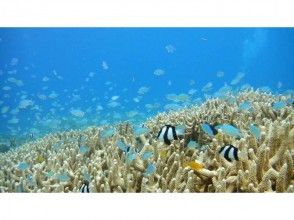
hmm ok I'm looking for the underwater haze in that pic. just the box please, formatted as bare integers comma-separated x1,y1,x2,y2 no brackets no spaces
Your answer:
0,28,294,147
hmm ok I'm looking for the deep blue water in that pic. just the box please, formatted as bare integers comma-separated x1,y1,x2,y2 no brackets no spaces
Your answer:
0,28,293,144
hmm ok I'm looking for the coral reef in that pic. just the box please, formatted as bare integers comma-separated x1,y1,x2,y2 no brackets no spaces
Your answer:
0,89,293,192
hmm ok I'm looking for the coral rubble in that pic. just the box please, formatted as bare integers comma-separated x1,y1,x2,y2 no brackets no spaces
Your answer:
0,89,293,192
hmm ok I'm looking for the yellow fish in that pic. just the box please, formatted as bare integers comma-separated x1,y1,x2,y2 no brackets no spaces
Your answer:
36,155,45,163
215,133,222,142
183,161,203,171
159,149,169,159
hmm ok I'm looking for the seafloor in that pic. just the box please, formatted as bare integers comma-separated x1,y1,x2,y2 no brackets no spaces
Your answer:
0,89,293,192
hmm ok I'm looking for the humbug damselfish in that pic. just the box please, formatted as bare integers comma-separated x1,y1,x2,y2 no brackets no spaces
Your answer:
157,125,185,145
218,144,247,162
80,180,90,193
218,144,238,162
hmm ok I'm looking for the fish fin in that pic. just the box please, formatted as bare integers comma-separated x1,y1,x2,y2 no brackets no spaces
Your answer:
218,146,225,154
214,125,221,129
175,125,185,136
215,133,222,141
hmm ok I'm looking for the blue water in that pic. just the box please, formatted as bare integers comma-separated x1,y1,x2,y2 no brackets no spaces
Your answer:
0,28,293,145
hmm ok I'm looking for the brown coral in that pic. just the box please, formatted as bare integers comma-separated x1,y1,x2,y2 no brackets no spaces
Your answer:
0,89,293,192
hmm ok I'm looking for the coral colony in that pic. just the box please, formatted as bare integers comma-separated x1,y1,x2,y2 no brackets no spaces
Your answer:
0,89,294,192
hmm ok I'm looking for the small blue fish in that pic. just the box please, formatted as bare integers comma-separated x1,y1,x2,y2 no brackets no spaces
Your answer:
288,98,294,107
79,145,89,154
116,140,131,153
46,171,55,178
249,124,261,140
101,128,115,138
259,87,271,93
239,101,252,111
144,163,156,176
272,101,286,110
28,133,35,140
16,183,24,192
68,138,77,143
79,136,87,145
134,126,149,136
201,123,218,137
27,175,34,186
187,140,200,149
227,97,237,105
216,124,242,138
83,171,91,182
53,142,62,151
142,151,153,160
57,173,70,182
175,125,185,136
126,149,137,162
200,145,210,151
17,162,29,171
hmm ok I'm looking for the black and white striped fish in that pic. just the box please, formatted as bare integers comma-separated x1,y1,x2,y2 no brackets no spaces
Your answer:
218,144,239,162
80,180,90,193
157,125,185,145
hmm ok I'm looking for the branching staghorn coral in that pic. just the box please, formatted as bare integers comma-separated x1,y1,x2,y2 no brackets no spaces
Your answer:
0,89,293,192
